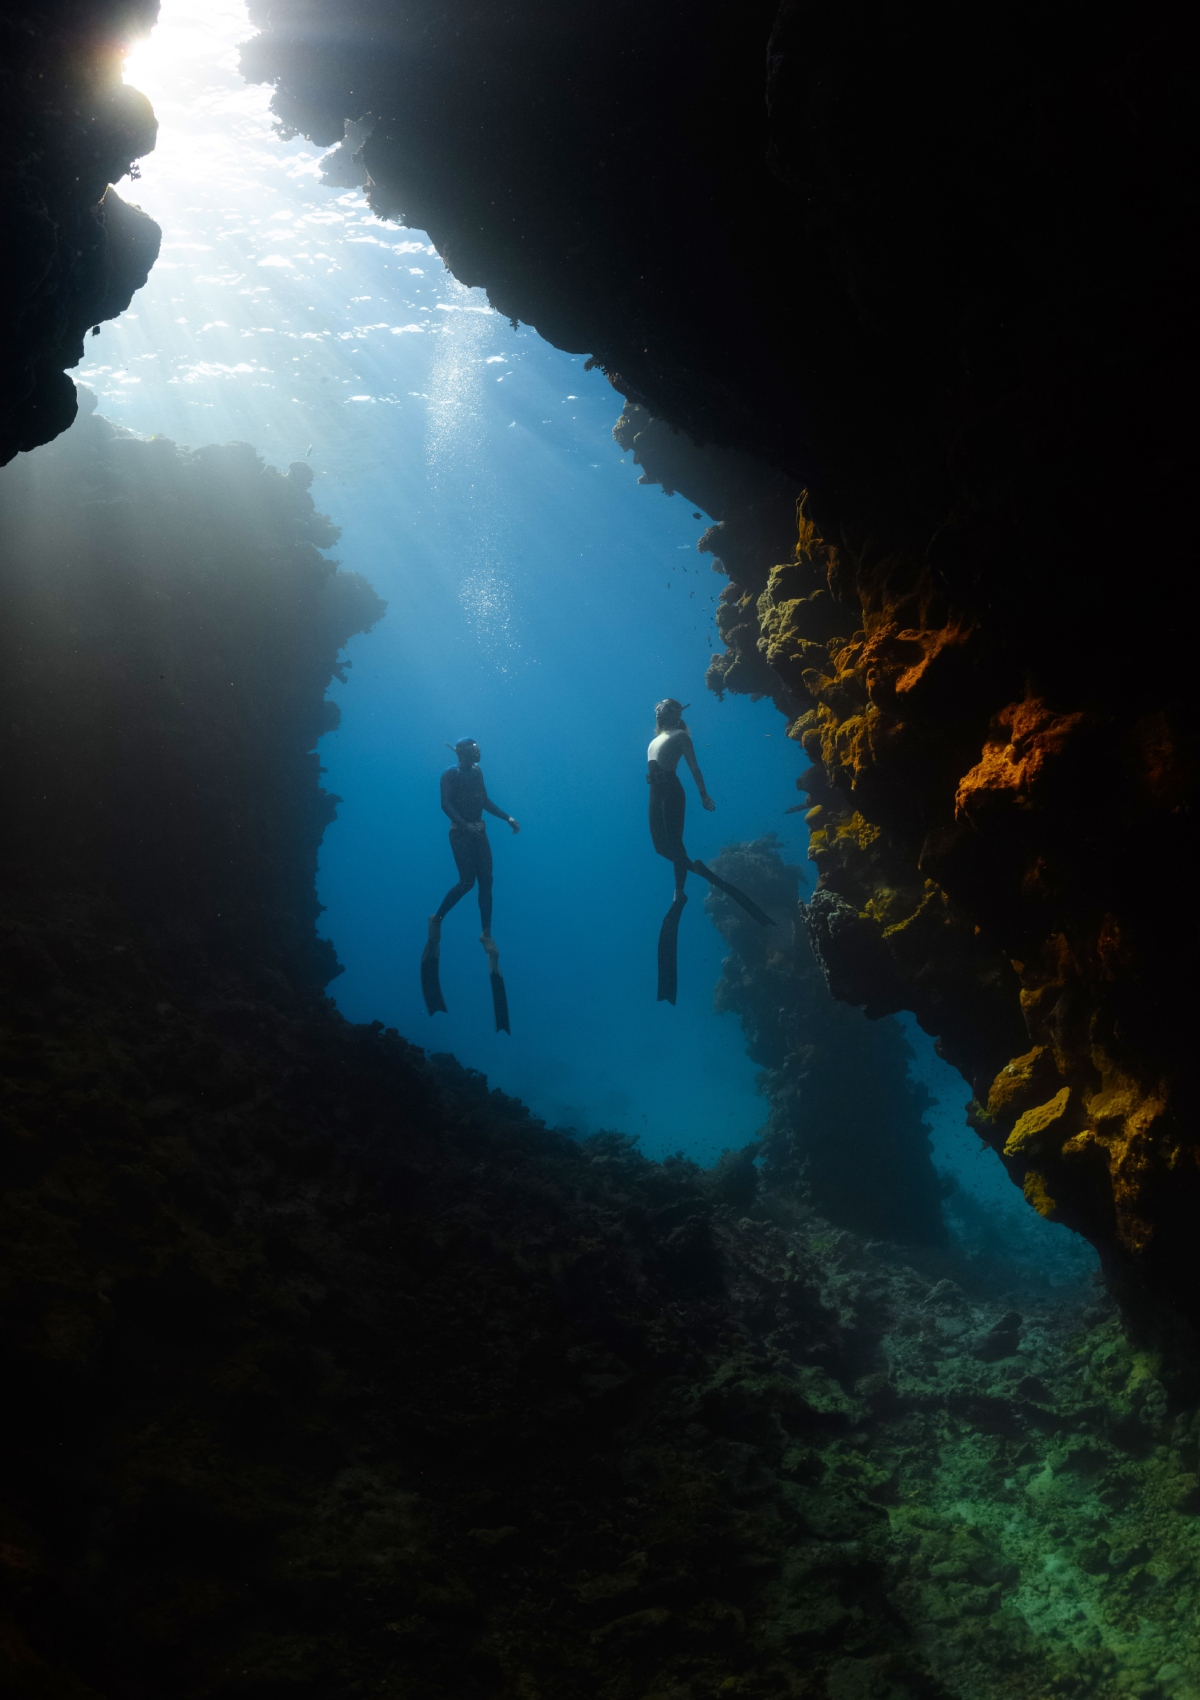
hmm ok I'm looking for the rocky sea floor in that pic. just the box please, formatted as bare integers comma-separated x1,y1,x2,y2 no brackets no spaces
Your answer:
1,901,1198,1699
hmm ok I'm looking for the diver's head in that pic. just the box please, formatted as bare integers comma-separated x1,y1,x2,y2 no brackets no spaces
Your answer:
654,698,689,732
448,737,480,766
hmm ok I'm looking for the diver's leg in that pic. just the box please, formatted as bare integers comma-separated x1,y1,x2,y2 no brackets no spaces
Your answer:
470,838,507,1032
473,834,494,940
665,775,689,878
437,829,477,918
688,859,774,927
423,832,476,1014
648,775,667,857
650,773,689,1002
436,878,473,919
650,773,684,864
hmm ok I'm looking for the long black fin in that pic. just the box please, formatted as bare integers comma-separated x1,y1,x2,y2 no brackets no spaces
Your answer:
420,920,448,1015
689,860,774,927
490,969,511,1034
657,892,686,1003
483,936,510,1034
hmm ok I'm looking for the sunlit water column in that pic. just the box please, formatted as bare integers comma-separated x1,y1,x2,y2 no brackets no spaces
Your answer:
86,0,793,1162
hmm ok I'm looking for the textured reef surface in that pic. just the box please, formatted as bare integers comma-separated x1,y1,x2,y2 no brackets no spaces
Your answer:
3,404,1200,1696
7,937,1200,1698
239,0,1197,1332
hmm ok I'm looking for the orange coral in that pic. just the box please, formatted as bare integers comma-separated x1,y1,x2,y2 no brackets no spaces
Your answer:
716,496,1200,1322
955,694,1091,822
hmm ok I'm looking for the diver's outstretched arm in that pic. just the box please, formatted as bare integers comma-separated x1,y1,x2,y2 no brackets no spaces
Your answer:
480,770,520,831
682,736,716,811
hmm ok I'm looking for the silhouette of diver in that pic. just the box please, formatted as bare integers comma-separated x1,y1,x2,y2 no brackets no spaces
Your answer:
647,698,772,1002
421,738,521,1031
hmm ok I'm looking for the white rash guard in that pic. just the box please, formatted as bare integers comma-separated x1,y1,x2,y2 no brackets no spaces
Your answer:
647,728,689,771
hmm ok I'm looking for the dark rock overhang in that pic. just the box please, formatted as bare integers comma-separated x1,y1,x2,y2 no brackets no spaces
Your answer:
0,0,162,464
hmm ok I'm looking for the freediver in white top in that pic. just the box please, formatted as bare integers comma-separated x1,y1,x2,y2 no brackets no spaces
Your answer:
646,697,773,1003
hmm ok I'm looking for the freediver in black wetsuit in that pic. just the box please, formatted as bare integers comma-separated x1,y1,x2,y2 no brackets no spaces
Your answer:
647,698,772,1003
421,738,521,1031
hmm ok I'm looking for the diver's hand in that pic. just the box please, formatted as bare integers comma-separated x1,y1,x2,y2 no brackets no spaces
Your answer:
507,817,521,834
468,819,486,834
702,793,716,811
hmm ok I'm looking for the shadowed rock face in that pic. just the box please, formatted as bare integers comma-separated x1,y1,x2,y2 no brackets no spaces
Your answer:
0,394,383,995
238,0,1195,1327
0,1,161,464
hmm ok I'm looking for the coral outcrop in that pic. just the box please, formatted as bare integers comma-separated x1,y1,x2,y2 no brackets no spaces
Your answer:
239,0,1196,1331
707,492,1198,1337
0,1,161,465
701,836,946,1249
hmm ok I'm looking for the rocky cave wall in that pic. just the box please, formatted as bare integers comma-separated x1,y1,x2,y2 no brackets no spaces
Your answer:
234,0,1196,1329
6,402,1200,1700
1,1,162,464
0,393,384,998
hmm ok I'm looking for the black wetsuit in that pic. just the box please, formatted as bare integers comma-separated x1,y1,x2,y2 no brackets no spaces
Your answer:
436,763,511,932
648,762,689,889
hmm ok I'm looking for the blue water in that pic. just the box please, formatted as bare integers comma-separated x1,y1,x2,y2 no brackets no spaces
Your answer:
62,0,1098,1275
318,414,803,1158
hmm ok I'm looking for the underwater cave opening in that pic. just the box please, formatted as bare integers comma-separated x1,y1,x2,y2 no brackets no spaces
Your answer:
59,0,1096,1288
8,2,1200,1693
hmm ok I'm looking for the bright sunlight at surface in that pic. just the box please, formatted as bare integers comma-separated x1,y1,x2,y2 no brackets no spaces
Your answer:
82,0,1093,1270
